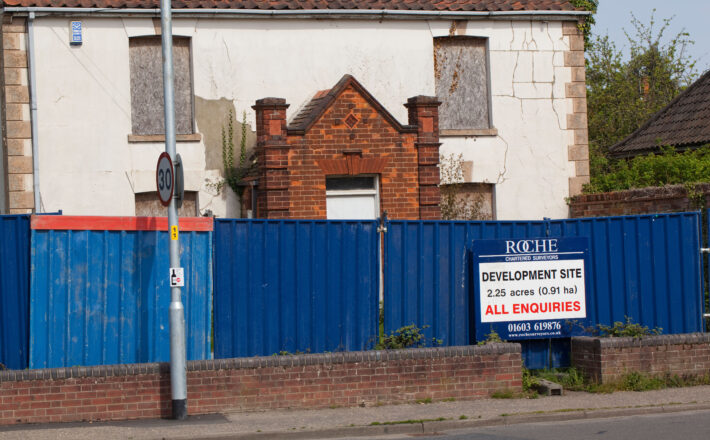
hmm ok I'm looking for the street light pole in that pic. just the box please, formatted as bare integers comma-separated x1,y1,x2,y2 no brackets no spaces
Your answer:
160,0,187,420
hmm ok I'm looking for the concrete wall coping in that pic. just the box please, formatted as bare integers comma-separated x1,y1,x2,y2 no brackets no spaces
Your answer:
572,333,710,349
0,343,521,382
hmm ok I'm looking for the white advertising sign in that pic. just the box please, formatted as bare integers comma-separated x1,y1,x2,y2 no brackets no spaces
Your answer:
479,259,586,323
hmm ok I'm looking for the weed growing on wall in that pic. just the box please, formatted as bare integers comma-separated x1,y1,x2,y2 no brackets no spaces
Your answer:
477,329,504,345
439,153,491,220
209,109,251,197
375,324,442,350
594,316,662,338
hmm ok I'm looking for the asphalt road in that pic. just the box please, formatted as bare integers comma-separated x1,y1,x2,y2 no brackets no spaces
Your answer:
337,409,710,440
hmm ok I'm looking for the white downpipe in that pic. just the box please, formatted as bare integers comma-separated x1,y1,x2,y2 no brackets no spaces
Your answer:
27,11,41,213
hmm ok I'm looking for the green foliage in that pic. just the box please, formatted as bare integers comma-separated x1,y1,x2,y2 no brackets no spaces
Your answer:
221,109,249,196
490,389,515,399
586,12,698,191
534,367,586,391
439,154,492,221
569,0,598,47
587,13,696,153
620,371,665,391
522,368,540,392
271,349,310,356
614,371,710,392
584,145,710,193
477,329,504,345
532,368,710,394
594,316,662,338
375,324,442,350
370,417,448,426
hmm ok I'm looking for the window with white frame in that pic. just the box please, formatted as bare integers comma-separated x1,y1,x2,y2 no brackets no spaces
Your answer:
325,176,379,220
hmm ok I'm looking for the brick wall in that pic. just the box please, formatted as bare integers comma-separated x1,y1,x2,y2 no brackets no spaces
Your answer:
571,333,710,383
252,76,441,220
1,16,34,213
0,344,521,426
568,184,710,217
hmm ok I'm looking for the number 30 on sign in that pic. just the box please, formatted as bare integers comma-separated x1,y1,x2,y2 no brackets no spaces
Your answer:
156,152,174,207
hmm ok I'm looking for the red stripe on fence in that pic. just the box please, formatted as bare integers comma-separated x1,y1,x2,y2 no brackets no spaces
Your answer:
31,216,213,232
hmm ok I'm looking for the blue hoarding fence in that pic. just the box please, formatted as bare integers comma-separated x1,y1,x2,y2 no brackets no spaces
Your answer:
29,216,213,369
384,213,704,369
0,214,31,370
213,219,380,358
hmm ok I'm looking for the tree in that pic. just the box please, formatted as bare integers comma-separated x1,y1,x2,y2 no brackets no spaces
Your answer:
585,12,698,192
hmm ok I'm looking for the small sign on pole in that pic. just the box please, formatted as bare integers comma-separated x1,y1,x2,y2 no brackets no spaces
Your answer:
156,152,174,207
170,267,185,287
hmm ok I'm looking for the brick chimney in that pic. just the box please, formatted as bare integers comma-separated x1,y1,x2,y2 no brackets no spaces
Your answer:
405,96,442,220
252,98,290,218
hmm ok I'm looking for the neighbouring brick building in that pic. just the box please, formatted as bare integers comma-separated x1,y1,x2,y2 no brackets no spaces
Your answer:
247,75,441,220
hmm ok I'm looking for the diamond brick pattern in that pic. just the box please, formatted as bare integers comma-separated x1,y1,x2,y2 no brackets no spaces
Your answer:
344,112,359,128
2,0,582,12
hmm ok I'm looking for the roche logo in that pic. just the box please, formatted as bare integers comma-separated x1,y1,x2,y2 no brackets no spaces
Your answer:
505,239,558,254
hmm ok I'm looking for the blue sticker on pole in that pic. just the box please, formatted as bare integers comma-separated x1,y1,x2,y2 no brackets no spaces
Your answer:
472,237,592,341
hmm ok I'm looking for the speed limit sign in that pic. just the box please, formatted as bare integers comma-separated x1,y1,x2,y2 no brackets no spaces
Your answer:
156,152,174,207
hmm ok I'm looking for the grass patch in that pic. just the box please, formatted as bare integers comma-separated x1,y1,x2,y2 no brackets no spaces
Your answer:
491,389,515,399
415,397,433,404
459,415,468,420
370,417,448,426
531,368,710,393
442,397,456,402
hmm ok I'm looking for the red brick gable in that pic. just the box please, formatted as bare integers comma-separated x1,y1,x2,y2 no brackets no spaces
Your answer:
251,75,441,220
288,75,415,136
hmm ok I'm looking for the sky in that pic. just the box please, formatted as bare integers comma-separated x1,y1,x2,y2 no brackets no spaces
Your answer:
592,0,710,73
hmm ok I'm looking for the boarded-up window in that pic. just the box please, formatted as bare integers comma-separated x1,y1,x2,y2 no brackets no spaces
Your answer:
129,36,194,135
434,37,490,130
135,191,198,217
440,183,494,220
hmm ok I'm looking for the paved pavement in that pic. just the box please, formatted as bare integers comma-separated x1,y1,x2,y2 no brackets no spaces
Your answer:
2,385,710,440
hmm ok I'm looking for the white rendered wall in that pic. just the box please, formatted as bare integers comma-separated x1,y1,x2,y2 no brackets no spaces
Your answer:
32,17,574,219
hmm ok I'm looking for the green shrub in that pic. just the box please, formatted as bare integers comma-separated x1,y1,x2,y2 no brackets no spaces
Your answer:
477,330,504,345
375,324,442,350
595,316,662,338
584,145,710,194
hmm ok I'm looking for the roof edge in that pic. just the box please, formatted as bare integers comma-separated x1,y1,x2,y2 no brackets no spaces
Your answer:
2,7,591,19
608,69,710,156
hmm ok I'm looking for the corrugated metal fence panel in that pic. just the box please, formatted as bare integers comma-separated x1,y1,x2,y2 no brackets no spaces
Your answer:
30,222,212,369
0,215,31,370
384,220,548,347
214,219,379,358
547,213,704,335
385,213,703,369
